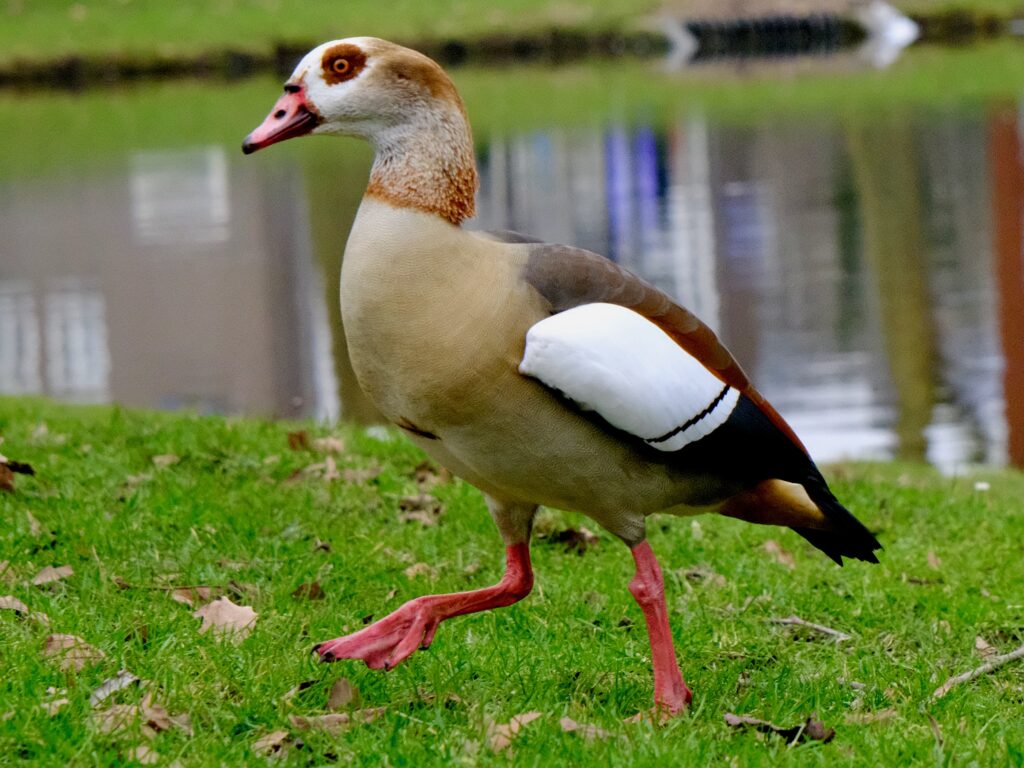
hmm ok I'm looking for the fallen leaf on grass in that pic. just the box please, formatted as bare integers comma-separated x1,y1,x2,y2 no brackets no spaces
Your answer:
763,540,796,569
302,456,342,482
0,595,30,614
25,511,44,537
41,697,71,716
43,634,105,672
927,550,942,570
398,493,444,526
403,562,437,579
547,527,599,555
681,566,728,588
327,678,359,710
0,595,50,625
127,745,159,765
31,565,73,587
0,448,35,492
291,582,325,601
289,708,385,735
341,465,381,484
287,431,311,451
253,729,291,756
0,561,17,586
151,454,179,469
845,708,899,724
170,586,220,608
193,597,257,642
486,711,542,752
93,695,173,738
975,636,997,660
90,670,141,706
559,716,611,740
411,460,452,490
724,712,835,744
313,436,346,454
0,464,14,492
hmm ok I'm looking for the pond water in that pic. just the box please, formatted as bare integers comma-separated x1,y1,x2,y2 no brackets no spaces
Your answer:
1,55,1022,473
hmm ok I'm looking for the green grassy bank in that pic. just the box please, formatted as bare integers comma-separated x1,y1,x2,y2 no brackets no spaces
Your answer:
3,0,1024,73
1,396,1022,765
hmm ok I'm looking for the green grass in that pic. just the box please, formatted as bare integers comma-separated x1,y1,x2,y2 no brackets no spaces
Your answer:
0,0,657,66
1,396,1023,766
3,0,1023,70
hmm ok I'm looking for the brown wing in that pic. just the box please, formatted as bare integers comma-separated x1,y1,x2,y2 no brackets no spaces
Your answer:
522,243,809,456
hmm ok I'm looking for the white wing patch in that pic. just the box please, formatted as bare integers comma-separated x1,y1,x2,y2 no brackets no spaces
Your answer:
519,303,740,451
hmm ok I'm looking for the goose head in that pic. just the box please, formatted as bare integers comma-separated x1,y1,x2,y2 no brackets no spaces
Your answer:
243,37,477,224
243,37,467,151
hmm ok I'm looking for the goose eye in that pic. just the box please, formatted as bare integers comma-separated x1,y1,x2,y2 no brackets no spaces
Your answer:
320,44,366,84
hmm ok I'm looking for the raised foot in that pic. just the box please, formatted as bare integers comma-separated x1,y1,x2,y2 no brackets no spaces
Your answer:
314,598,439,671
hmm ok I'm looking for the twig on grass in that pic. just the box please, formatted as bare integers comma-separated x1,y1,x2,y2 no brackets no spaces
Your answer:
932,642,1024,699
767,615,851,642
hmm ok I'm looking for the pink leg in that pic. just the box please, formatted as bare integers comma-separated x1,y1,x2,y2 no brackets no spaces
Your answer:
629,540,692,717
315,542,533,670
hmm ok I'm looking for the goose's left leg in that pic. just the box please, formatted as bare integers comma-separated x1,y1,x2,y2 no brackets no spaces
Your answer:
315,499,536,670
627,538,692,718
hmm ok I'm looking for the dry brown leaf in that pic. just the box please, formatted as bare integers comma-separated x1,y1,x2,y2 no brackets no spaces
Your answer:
559,716,611,740
170,586,220,608
340,465,380,484
252,729,291,756
548,527,599,555
313,436,346,454
291,582,325,601
0,463,14,492
486,711,542,752
289,708,385,735
193,597,257,642
682,566,728,588
975,636,997,660
327,678,359,710
724,712,835,744
0,561,17,586
0,594,49,625
41,698,71,716
398,493,444,526
31,565,73,587
151,454,179,469
90,670,141,706
127,745,159,765
287,431,311,451
0,595,30,614
25,511,44,536
411,460,452,490
95,693,177,738
403,562,436,579
845,708,899,724
927,550,942,570
763,540,796,569
43,634,105,672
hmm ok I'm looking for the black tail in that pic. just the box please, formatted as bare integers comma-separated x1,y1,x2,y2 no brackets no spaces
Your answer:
794,473,881,566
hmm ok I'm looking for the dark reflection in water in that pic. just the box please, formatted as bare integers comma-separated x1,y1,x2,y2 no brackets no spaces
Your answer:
1,99,1021,473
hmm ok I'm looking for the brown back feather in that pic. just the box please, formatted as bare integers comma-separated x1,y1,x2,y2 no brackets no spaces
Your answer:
523,243,809,456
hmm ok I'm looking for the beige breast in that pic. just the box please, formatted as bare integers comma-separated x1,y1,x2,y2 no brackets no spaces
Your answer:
340,200,735,541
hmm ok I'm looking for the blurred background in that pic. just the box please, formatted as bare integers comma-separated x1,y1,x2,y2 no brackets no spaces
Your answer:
2,0,1023,473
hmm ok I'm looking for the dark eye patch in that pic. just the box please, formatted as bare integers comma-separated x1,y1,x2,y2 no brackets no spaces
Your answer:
321,43,367,85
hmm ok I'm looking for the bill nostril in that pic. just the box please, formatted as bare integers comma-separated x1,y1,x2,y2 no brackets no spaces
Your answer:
274,109,286,119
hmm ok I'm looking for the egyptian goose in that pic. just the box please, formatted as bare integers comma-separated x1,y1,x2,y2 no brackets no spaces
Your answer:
243,37,881,718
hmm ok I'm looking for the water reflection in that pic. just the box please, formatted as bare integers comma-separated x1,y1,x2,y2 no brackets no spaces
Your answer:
1,96,1021,473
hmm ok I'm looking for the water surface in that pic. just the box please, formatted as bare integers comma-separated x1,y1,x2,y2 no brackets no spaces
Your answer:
2,58,1022,473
